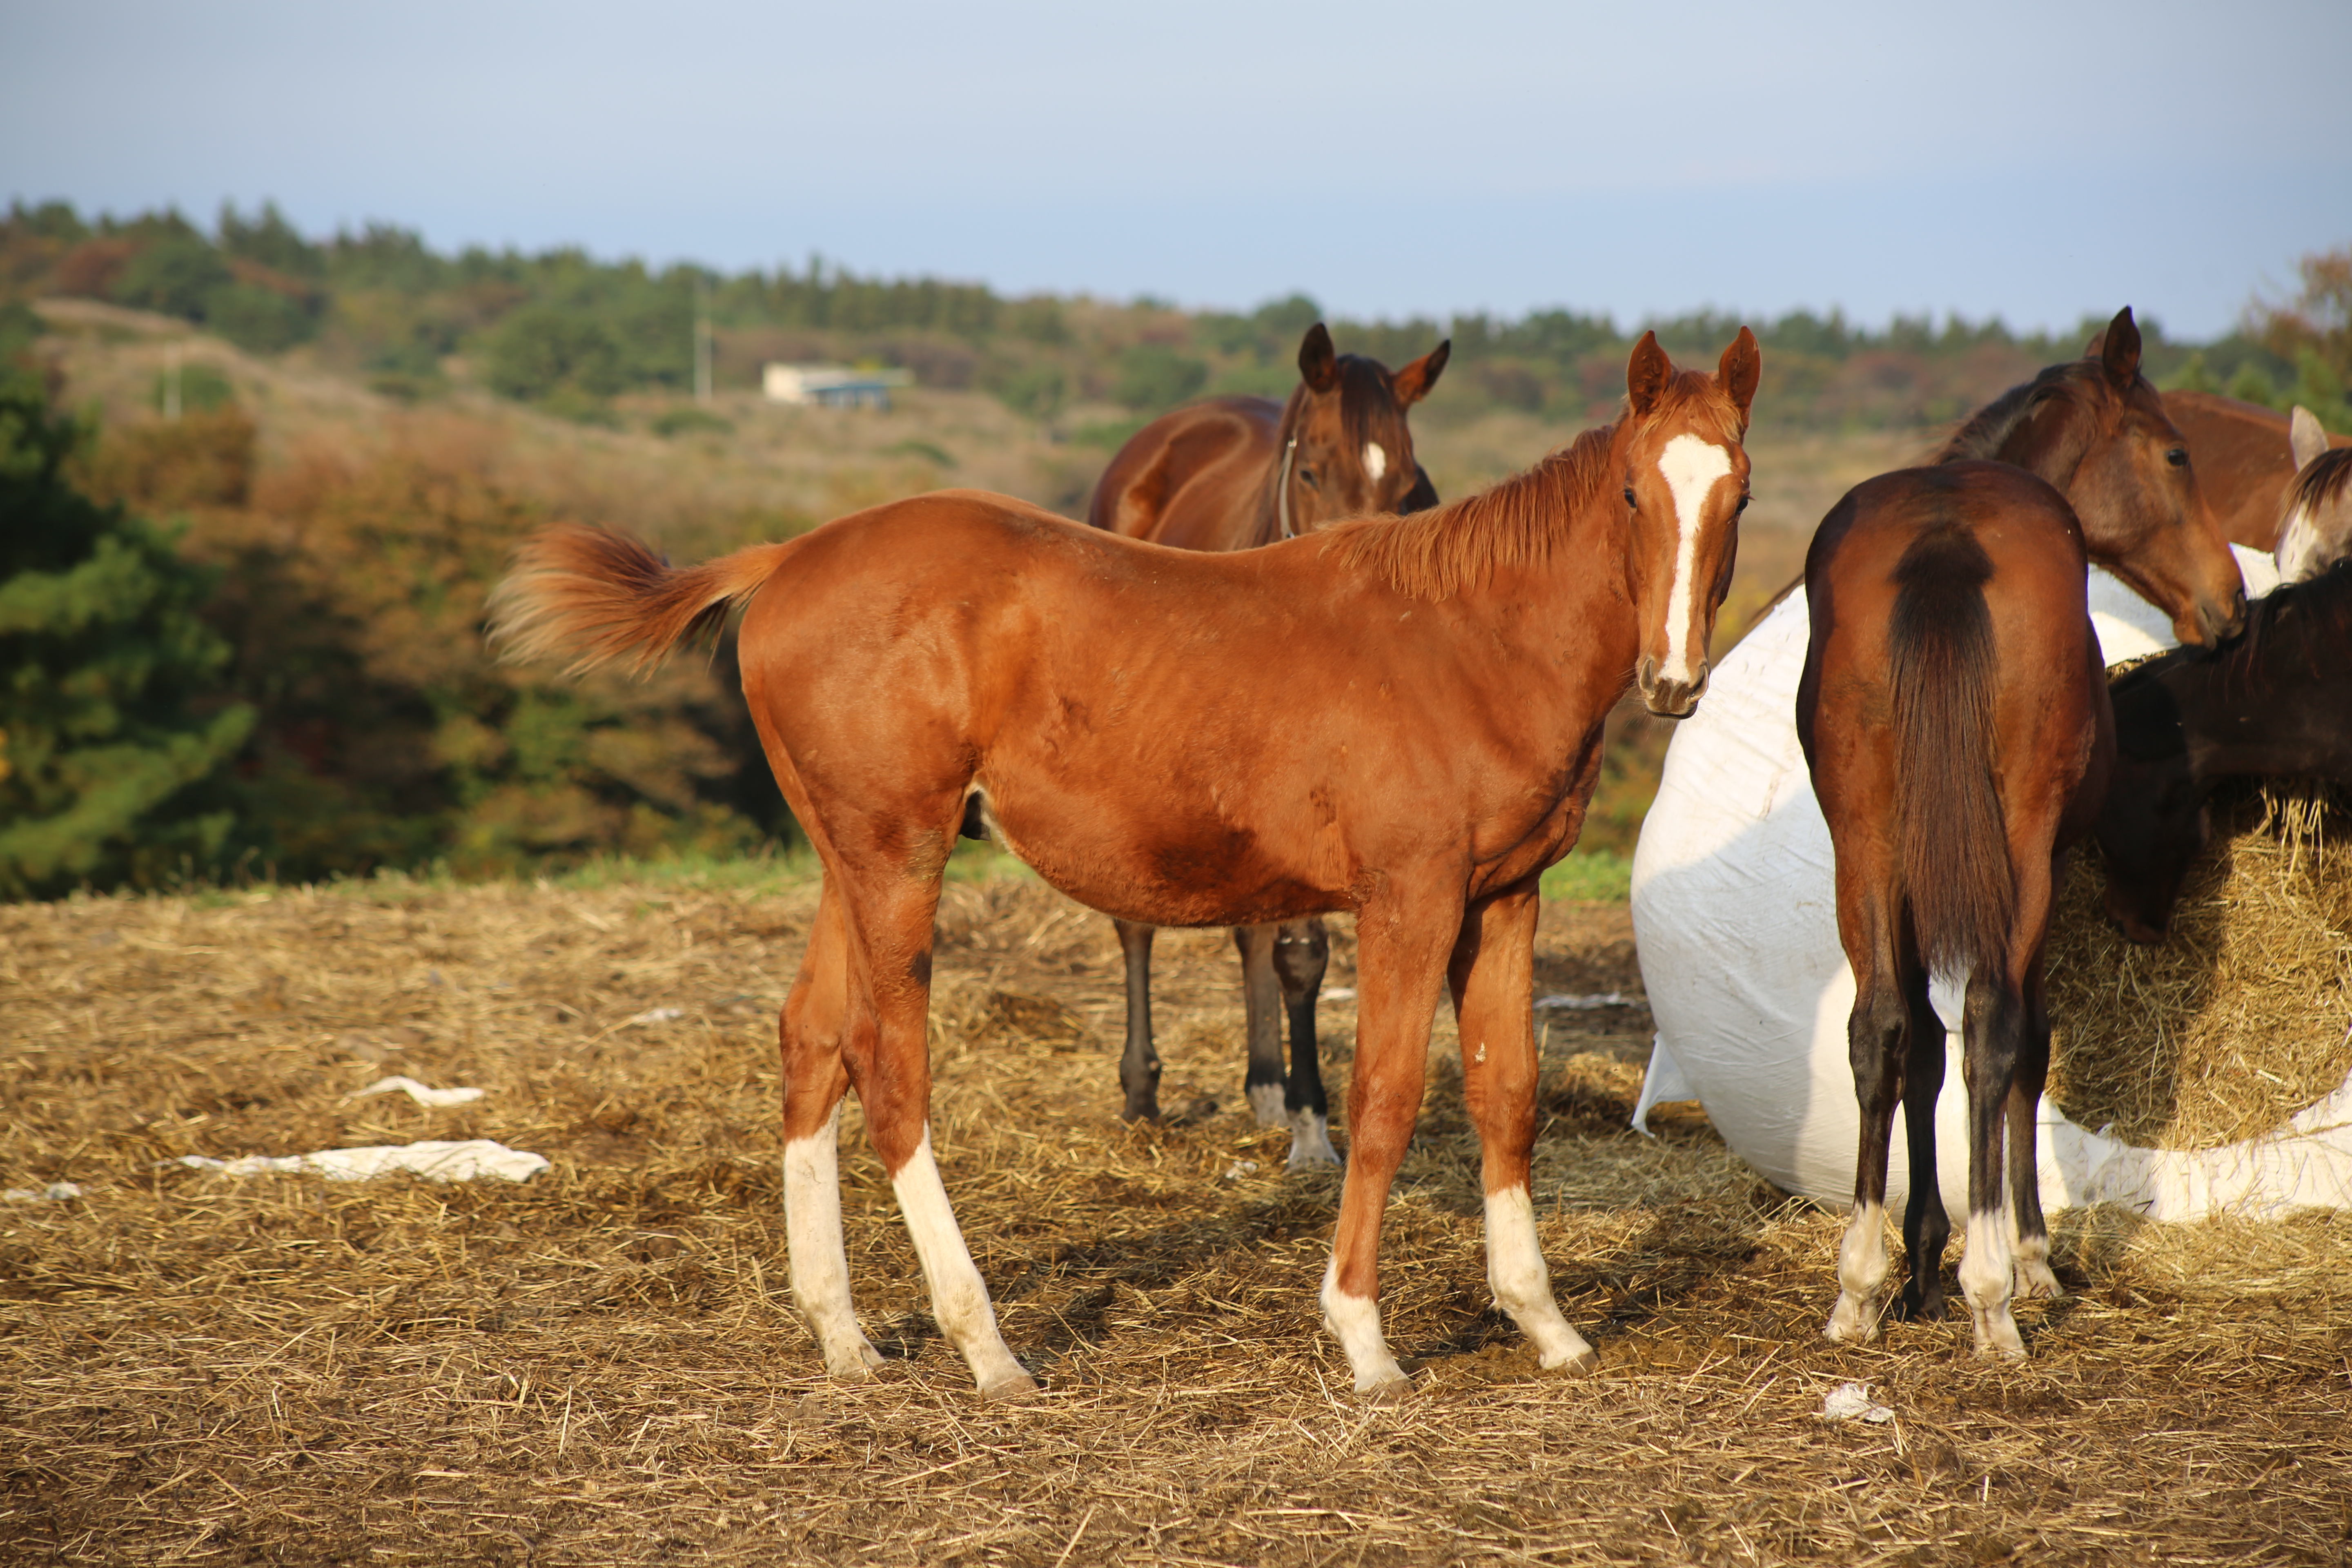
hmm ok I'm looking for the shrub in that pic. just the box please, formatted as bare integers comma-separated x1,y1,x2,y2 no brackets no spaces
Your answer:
483,307,623,403
1112,345,1207,413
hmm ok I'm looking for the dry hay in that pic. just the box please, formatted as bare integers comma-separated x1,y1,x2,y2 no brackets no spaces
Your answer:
2047,784,2352,1149
4,873,2352,1566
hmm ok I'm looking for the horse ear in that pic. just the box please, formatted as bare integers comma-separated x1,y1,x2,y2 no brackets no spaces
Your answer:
1391,339,1450,405
1717,327,1761,423
1298,323,1340,394
1626,331,1671,415
2098,306,2142,387
2290,405,2330,469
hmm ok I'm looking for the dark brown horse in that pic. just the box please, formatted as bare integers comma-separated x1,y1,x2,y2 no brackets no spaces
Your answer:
491,328,1761,1400
1944,309,2246,646
2160,390,2352,549
1086,322,1450,1169
1799,462,2115,1359
2098,561,2352,943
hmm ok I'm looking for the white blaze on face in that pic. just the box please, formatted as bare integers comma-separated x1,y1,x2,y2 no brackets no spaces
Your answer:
1362,442,1388,484
1656,433,1735,683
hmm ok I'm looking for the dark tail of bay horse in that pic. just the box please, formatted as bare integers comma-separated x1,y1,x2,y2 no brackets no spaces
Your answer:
1887,529,2014,980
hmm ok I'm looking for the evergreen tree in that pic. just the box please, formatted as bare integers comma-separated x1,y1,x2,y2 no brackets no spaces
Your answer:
0,373,253,897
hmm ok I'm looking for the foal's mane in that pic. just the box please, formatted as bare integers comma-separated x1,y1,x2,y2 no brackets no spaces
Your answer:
1936,361,2110,464
1324,368,1735,600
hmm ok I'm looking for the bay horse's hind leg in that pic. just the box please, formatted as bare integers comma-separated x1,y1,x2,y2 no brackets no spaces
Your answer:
1827,874,1909,1343
2008,883,2062,1302
1895,961,1951,1321
1113,919,1162,1121
1235,924,1288,1128
1956,970,2028,1359
835,859,1036,1401
781,879,884,1378
1450,880,1599,1374
1273,918,1339,1170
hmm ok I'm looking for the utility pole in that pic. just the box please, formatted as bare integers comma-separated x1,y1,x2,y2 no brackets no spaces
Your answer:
694,278,713,405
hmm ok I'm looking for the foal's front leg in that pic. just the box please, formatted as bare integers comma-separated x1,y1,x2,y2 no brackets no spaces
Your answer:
1451,880,1598,1374
1319,902,1453,1398
1234,924,1289,1128
1114,918,1161,1121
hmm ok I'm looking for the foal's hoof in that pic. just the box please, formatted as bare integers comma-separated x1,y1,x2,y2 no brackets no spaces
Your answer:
980,1370,1042,1405
1541,1343,1602,1378
1359,1373,1414,1406
824,1340,886,1380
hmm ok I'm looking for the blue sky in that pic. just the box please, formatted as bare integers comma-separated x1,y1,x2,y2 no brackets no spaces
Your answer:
4,0,2346,338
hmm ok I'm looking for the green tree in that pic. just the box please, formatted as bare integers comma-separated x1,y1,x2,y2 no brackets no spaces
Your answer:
110,234,233,321
0,375,253,897
483,306,624,404
1113,344,1208,413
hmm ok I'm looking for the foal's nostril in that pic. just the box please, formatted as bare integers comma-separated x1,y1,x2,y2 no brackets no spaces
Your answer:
1637,656,1659,689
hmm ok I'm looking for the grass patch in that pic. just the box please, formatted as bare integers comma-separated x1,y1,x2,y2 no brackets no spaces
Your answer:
1542,849,1632,903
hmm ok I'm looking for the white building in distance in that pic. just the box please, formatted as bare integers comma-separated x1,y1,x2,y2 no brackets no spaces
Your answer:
762,363,913,410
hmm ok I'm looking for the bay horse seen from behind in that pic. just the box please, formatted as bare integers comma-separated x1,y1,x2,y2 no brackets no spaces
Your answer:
1796,306,2248,1358
1088,322,1450,1167
492,328,1761,1401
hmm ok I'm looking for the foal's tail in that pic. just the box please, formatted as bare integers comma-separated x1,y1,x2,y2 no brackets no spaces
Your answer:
1888,527,2015,978
487,523,793,675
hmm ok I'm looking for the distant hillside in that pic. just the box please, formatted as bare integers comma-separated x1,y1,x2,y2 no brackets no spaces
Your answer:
4,198,2337,437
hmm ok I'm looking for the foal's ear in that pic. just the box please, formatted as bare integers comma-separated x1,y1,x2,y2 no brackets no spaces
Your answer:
1717,326,1761,424
1627,331,1672,415
1390,339,1450,405
2098,305,2143,387
2290,405,2330,470
1298,323,1340,394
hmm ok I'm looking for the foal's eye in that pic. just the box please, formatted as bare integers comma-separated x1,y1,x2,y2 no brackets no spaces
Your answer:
2165,447,2189,468
1622,486,1638,509
1298,468,1320,489
1734,494,1751,515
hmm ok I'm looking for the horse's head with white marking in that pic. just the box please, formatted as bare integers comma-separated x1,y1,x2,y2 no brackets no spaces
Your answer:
1618,327,1760,717
1276,323,1450,535
2274,406,2352,584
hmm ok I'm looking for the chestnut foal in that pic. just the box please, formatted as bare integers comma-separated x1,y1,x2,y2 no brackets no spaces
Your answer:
492,330,1760,1401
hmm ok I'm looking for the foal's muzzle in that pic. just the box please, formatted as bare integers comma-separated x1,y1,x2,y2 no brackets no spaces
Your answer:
1638,656,1709,718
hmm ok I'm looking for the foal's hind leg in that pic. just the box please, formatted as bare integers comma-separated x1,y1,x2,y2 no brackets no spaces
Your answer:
1235,924,1289,1128
781,880,884,1378
833,862,1035,1401
1113,919,1162,1121
1451,881,1598,1375
1273,918,1339,1170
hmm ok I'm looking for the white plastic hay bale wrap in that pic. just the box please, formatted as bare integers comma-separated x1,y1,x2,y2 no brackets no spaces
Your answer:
1627,544,2352,1221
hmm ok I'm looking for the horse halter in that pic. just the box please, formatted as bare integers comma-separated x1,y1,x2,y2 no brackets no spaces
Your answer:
1276,432,1301,540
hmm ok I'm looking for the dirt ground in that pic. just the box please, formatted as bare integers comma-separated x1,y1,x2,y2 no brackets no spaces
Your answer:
4,874,2350,1566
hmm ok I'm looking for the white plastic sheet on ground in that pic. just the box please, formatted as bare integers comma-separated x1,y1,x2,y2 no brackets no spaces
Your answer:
174,1140,549,1183
349,1075,487,1108
1627,545,2352,1222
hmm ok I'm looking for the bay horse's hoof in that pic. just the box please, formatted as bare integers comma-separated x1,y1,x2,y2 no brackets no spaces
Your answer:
980,1370,1042,1404
2013,1260,2063,1301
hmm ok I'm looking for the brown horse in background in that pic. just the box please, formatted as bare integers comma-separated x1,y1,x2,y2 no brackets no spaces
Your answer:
2161,390,2352,549
492,328,1761,1401
1799,462,2114,1359
1086,322,1450,1168
1942,307,2245,648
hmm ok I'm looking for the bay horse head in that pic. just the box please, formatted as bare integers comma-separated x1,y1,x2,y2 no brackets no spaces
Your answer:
1621,327,1762,716
1270,323,1449,535
1948,306,2246,646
